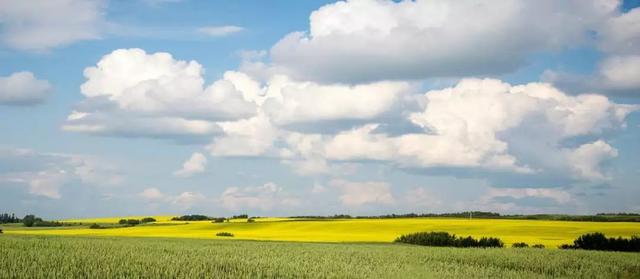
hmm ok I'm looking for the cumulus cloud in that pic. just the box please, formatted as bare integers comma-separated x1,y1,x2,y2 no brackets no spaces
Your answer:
484,187,572,204
0,147,123,199
0,0,107,51
138,187,207,210
0,71,52,105
64,49,256,139
545,7,640,94
197,25,244,37
173,152,207,177
270,0,617,83
330,179,394,206
220,182,300,211
276,79,634,182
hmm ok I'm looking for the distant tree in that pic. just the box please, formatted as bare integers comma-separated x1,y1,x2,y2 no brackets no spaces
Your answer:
141,217,156,223
23,215,41,227
0,228,3,234
118,219,128,225
531,244,545,249
512,242,529,248
247,218,255,223
232,214,248,219
216,232,234,237
212,218,226,223
89,224,102,229
171,215,212,221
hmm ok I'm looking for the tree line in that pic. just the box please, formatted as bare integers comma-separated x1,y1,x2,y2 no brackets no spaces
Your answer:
395,231,639,252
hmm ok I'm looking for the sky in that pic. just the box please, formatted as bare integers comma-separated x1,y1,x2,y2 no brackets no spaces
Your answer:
1,0,639,219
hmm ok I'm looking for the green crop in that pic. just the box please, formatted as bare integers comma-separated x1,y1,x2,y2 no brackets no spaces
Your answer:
1,235,639,278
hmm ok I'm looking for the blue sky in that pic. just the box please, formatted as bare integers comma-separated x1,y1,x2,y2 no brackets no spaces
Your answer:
1,0,639,219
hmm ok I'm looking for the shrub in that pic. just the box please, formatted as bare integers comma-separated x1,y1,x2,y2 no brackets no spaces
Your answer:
247,218,255,223
394,232,504,248
212,218,226,223
216,232,234,237
560,232,640,252
512,242,529,248
140,217,156,223
118,219,141,226
171,215,212,221
0,228,3,234
532,244,545,249
232,214,248,219
89,224,102,229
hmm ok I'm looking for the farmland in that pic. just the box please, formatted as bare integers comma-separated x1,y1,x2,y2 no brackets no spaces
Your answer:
1,234,639,278
3,217,640,248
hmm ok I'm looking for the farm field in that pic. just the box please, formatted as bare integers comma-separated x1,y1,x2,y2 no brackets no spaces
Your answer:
4,217,640,248
1,234,639,278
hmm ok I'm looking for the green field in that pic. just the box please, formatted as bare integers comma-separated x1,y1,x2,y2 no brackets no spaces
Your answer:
4,217,640,248
1,234,639,278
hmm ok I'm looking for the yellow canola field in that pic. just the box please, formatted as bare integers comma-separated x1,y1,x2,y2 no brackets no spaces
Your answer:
7,217,640,248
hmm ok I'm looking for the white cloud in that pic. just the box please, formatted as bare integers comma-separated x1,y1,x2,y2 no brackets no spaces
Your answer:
271,0,617,83
173,152,207,177
138,187,165,200
207,114,279,156
0,71,52,105
597,55,640,90
0,0,107,51
220,182,300,211
314,79,633,180
65,49,257,138
330,179,394,206
545,7,640,94
262,76,410,124
197,25,244,37
0,148,122,199
138,188,207,210
567,140,618,180
28,170,67,199
483,187,572,204
172,191,207,210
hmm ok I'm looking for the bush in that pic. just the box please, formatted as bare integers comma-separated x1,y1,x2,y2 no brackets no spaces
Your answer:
531,244,545,249
89,224,102,229
22,215,41,227
0,228,3,234
232,214,248,219
394,232,504,248
171,215,212,221
512,242,529,248
247,218,255,223
216,232,234,237
118,219,141,226
212,218,226,223
141,217,156,223
560,232,640,252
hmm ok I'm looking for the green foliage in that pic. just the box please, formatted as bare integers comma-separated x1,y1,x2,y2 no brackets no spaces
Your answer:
512,242,529,248
89,224,102,229
247,218,255,223
212,218,226,223
216,232,234,237
171,215,212,221
0,213,20,224
531,244,545,249
232,214,248,219
394,232,504,248
22,215,63,227
141,217,156,223
22,215,39,227
560,232,640,252
1,235,640,278
118,219,141,226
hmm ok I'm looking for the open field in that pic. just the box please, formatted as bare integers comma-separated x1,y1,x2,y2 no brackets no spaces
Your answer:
4,217,640,248
1,234,639,278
